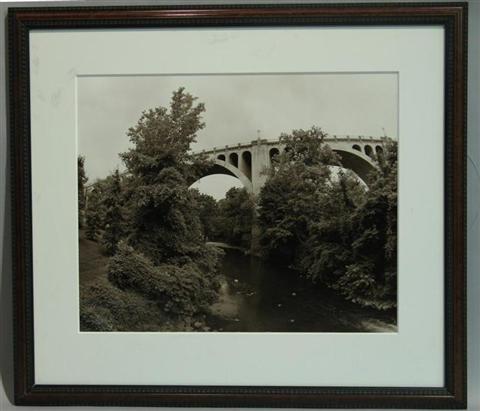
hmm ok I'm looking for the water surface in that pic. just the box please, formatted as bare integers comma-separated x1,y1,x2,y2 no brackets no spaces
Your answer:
208,249,397,332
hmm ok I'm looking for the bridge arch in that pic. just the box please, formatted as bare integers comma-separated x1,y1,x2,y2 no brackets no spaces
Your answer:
332,149,376,183
193,158,253,193
264,145,377,185
269,147,280,163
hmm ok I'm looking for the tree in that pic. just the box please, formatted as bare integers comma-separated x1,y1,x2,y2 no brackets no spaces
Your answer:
257,126,339,265
217,187,255,249
102,169,125,255
97,87,225,321
82,88,226,329
190,190,221,241
119,87,216,268
298,169,366,284
78,156,88,228
121,87,209,184
85,185,102,241
257,126,397,310
337,140,397,308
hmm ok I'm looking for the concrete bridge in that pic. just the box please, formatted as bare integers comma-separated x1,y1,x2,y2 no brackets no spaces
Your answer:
193,135,386,195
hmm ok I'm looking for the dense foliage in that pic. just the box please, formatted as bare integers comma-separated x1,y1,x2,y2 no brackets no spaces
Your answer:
190,190,221,241
257,127,341,264
120,88,213,267
80,88,224,331
85,185,103,241
216,187,255,249
108,242,221,316
102,170,125,255
77,156,88,228
334,140,397,308
80,277,164,332
258,127,397,309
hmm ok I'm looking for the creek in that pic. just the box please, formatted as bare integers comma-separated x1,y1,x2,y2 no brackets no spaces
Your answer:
207,249,397,332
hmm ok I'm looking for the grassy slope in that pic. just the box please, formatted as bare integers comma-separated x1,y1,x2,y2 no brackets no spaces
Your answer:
79,231,109,285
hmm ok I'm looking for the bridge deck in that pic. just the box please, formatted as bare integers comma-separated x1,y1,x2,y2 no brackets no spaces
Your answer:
193,135,387,155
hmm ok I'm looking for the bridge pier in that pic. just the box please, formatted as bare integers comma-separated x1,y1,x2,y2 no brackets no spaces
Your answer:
251,140,270,196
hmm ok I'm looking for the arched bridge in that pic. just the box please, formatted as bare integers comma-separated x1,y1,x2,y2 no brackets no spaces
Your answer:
193,136,386,195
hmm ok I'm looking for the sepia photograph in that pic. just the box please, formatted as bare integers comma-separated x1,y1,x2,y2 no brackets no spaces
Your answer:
78,73,398,333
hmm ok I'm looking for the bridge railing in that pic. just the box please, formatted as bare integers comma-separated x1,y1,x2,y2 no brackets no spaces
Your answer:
192,135,388,156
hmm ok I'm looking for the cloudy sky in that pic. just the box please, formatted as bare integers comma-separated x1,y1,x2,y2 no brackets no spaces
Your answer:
78,73,398,199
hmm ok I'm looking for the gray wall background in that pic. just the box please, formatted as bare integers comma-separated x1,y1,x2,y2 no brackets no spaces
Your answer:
0,0,478,410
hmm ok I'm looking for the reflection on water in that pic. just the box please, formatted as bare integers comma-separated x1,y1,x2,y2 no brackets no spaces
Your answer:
207,249,397,332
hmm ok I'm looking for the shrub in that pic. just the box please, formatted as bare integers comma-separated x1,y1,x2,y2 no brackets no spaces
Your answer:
108,242,220,316
332,262,396,310
193,243,224,278
80,304,115,331
80,277,167,331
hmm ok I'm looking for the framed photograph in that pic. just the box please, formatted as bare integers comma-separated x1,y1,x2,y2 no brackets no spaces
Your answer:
9,3,467,408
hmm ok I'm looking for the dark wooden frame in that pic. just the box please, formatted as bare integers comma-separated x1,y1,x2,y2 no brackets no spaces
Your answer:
8,2,467,409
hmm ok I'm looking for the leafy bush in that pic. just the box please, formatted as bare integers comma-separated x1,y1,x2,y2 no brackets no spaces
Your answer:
80,276,167,331
193,243,224,278
101,170,125,256
80,304,115,331
215,188,255,249
108,242,220,316
258,133,398,311
258,127,340,264
332,262,396,310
